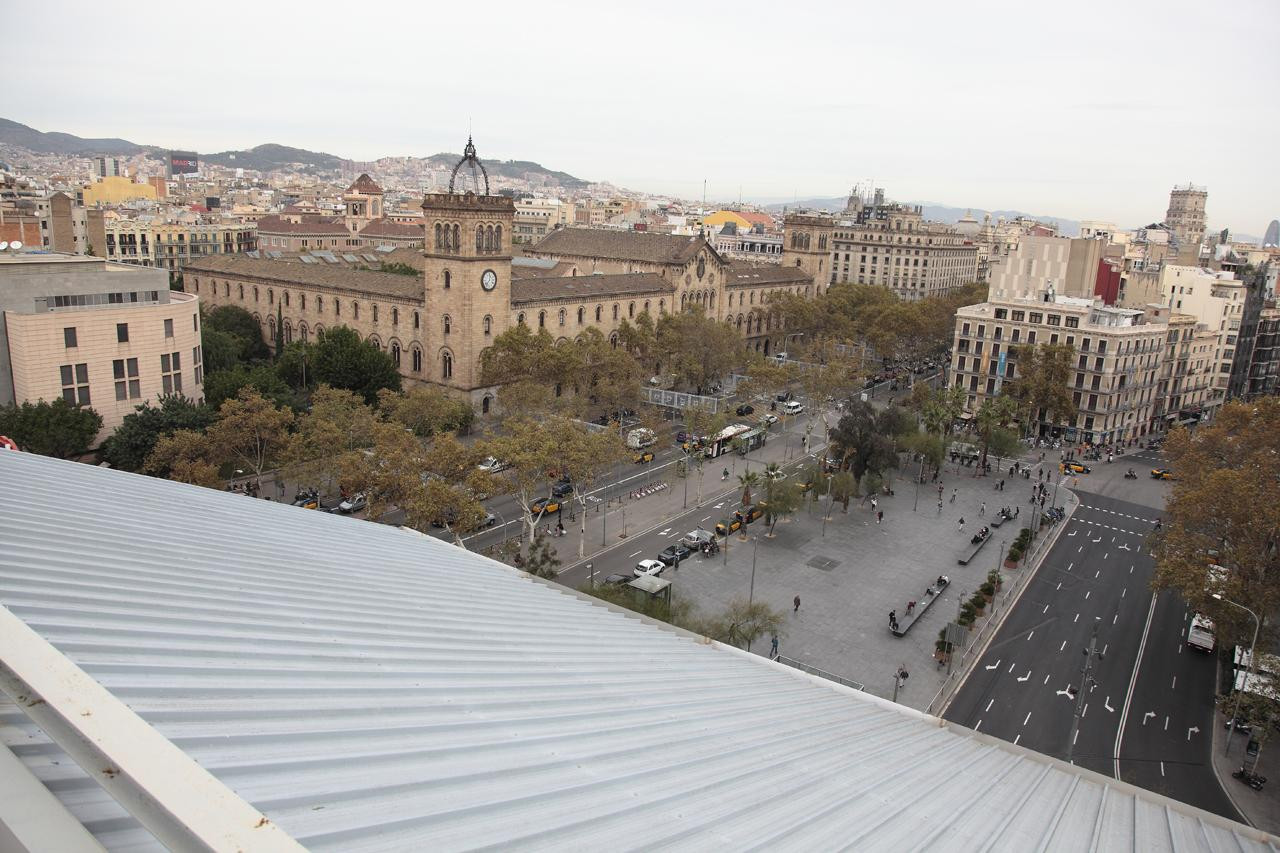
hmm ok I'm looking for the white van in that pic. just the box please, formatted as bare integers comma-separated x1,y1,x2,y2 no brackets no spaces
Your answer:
782,400,804,416
626,428,656,450
1187,613,1215,653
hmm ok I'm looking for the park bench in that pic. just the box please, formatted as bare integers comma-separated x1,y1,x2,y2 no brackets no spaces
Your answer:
957,531,991,565
890,575,950,637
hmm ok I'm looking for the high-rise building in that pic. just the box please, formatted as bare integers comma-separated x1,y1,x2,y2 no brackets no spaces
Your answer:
1165,184,1208,252
1263,219,1279,248
92,157,122,179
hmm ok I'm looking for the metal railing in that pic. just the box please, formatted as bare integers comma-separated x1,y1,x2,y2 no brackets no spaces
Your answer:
776,655,866,691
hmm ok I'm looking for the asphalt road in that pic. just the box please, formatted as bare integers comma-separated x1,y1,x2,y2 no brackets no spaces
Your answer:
945,457,1240,821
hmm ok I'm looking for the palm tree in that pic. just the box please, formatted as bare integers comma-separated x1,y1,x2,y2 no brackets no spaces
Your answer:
738,470,760,506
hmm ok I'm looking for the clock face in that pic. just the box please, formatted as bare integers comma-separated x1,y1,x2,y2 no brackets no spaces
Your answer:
481,269,497,291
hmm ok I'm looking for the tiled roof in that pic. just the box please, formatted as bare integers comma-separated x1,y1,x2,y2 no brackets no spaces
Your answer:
185,255,423,301
510,258,579,279
358,219,425,239
726,261,813,287
529,227,708,265
739,210,778,230
256,214,349,236
0,450,1273,852
346,173,383,194
511,272,672,304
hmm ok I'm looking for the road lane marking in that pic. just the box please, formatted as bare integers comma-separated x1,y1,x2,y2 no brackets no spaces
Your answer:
1142,711,1155,725
1023,712,1032,726
1104,697,1115,713
1059,640,1067,652
1187,726,1199,741
1074,613,1080,623
1160,761,1165,777
985,659,1002,670
1008,662,1016,673
1067,562,1073,571
700,516,711,522
1056,582,1062,590
1103,552,1108,559
1095,570,1100,578
1043,604,1050,614
1082,704,1088,718
1057,687,1073,699
985,699,994,713
1026,631,1034,641
1114,592,1160,779
975,719,982,731
1044,674,1051,684
1073,730,1079,745
1018,670,1031,682
1171,676,1177,690
1078,545,1083,553
1165,716,1169,731
1102,644,1108,656
1014,734,1021,745
1085,591,1091,600
1121,587,1126,598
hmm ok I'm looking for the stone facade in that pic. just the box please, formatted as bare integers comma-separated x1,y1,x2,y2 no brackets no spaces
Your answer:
831,197,977,300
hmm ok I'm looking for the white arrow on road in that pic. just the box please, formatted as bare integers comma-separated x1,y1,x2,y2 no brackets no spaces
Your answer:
1187,726,1200,741
1143,711,1156,725
1017,671,1031,682
1118,543,1131,551
985,659,1002,671
1056,687,1074,700
1104,697,1115,713
1068,530,1077,536
658,528,671,535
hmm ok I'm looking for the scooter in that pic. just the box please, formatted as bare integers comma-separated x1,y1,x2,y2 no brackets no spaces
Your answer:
1124,469,1138,480
1232,767,1267,790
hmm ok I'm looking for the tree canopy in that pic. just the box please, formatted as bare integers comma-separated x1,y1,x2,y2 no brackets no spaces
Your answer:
0,398,102,458
100,395,214,472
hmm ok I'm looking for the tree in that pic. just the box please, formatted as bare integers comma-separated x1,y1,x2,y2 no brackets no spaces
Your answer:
763,476,800,536
655,307,743,393
974,394,1018,471
682,406,727,506
986,427,1023,471
570,326,643,421
284,385,379,495
523,530,561,579
581,581,698,629
737,470,760,507
204,304,271,361
827,400,899,486
0,398,102,458
1006,342,1077,436
201,326,246,374
554,420,629,558
795,337,859,444
479,323,574,390
305,326,401,404
1151,399,1280,652
203,362,295,410
100,395,214,472
206,389,294,492
901,431,945,479
378,387,473,438
487,416,571,544
830,470,857,512
701,598,786,652
144,428,222,488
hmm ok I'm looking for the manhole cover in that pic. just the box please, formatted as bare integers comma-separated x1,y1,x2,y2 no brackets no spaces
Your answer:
806,555,840,571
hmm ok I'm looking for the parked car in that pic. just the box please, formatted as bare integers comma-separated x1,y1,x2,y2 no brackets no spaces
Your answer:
551,480,575,498
775,390,794,402
1151,468,1174,480
736,403,755,416
735,504,765,524
337,492,367,514
657,543,693,565
477,511,498,528
477,456,510,473
782,400,804,416
529,497,562,515
292,490,320,510
603,573,632,585
1061,461,1091,474
680,528,715,549
759,413,779,426
715,517,742,536
634,450,655,464
634,559,666,577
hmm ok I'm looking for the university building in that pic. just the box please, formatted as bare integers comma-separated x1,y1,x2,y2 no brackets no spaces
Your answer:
255,174,425,253
186,139,827,411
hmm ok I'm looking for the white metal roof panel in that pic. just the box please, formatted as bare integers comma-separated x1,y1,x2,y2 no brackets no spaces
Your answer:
0,452,1275,852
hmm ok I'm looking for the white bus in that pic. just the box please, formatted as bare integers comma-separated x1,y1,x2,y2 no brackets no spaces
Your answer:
1187,613,1216,653
703,423,752,459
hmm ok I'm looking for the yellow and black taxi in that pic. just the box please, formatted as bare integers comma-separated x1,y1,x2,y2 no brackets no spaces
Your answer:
734,503,765,525
634,450,655,464
1060,461,1091,475
714,516,743,536
1151,468,1174,480
529,496,562,515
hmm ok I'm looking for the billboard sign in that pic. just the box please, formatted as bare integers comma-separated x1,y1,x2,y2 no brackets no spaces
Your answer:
169,151,199,175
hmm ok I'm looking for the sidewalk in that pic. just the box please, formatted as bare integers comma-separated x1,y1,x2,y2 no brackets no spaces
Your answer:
1211,708,1280,834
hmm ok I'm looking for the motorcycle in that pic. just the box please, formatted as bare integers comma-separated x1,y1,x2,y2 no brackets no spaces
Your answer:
1232,767,1267,790
1124,469,1138,480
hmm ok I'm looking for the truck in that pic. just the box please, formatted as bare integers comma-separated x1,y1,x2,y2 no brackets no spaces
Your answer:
626,428,656,450
1187,613,1216,653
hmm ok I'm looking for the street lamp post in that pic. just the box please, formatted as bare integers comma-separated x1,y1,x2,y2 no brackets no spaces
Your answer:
1214,594,1261,756
748,535,759,609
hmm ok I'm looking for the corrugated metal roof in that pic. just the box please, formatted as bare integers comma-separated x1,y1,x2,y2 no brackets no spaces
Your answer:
0,451,1275,852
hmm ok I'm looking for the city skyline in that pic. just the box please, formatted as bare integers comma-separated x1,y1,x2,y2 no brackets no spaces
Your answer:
6,0,1279,231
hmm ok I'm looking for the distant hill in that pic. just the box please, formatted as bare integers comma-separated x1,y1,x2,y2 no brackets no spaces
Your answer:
0,118,148,156
417,152,589,189
765,195,1081,236
202,144,345,172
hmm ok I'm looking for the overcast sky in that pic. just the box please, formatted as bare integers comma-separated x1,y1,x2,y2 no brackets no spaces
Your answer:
9,0,1278,231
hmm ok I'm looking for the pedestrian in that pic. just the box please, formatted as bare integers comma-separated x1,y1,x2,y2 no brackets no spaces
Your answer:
877,510,884,524
889,609,896,626
950,488,957,504
870,497,877,512
1073,476,1079,488
937,498,943,514
907,600,915,615
957,517,965,533
937,483,944,497
979,502,986,517
793,595,801,613
277,480,285,499
1014,505,1020,517
770,634,779,659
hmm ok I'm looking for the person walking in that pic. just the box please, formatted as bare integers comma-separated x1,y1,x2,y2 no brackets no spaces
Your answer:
793,595,801,613
950,488,957,504
979,502,986,517
957,517,965,533
889,609,896,626
937,498,943,514
877,510,884,524
870,497,878,512
770,634,779,660
937,483,944,498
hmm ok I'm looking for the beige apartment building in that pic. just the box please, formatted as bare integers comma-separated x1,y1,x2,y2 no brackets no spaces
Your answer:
512,197,573,243
103,219,258,274
0,254,203,445
988,235,1106,301
951,286,1167,445
830,195,978,300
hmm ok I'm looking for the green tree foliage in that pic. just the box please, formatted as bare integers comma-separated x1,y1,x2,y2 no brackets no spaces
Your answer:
203,362,295,410
378,261,418,276
284,386,379,494
203,304,269,361
523,530,561,579
763,475,800,535
829,470,857,511
1006,342,1077,433
303,326,401,404
100,395,214,472
655,307,743,393
378,387,474,437
1152,399,1280,651
974,394,1018,469
200,326,246,374
737,470,760,507
827,400,900,485
206,389,295,491
580,581,698,629
144,428,222,487
701,598,786,652
0,398,102,458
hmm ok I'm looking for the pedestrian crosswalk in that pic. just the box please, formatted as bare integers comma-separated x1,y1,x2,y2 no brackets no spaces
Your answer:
1078,504,1158,524
1072,504,1158,538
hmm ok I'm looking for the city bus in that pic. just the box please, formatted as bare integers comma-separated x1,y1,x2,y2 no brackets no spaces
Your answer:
704,423,752,459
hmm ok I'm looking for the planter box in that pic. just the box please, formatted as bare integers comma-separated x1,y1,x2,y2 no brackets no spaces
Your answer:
1004,559,1020,569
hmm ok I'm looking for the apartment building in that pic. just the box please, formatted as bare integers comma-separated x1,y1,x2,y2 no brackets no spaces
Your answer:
988,234,1107,302
512,197,572,243
951,286,1167,445
830,197,977,300
0,254,203,444
103,219,258,274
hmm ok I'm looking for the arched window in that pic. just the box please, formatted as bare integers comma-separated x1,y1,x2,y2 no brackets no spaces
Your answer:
334,301,340,317
413,310,420,329
268,316,276,341
392,307,399,326
709,292,715,308
317,295,323,312
353,301,359,319
482,395,491,415
299,322,309,343
434,223,442,249
391,342,401,367
483,315,492,335
643,300,650,313
555,383,562,398
628,302,635,318
485,225,494,252
443,314,451,335
495,225,502,251
659,299,665,313
595,305,602,322
612,304,619,320
609,332,619,349
577,306,585,324
301,294,307,310
412,347,422,372
452,224,460,251
750,292,755,304
224,282,230,297
442,350,453,380
538,310,546,328
373,305,379,323
443,270,451,289
517,313,525,325
238,284,244,299
558,308,566,326
284,291,290,307
476,225,485,252
254,286,259,302
268,288,274,304
681,293,687,309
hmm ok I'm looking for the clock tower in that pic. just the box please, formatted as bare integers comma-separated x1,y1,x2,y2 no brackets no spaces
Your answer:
421,138,514,402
